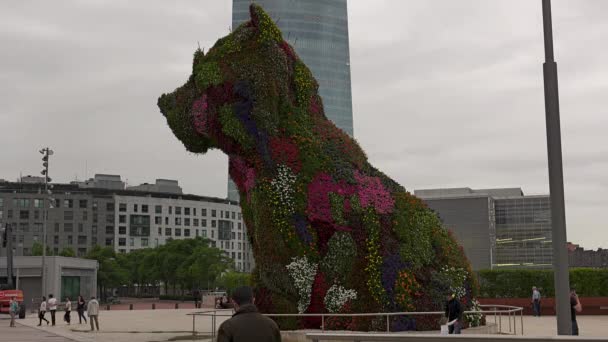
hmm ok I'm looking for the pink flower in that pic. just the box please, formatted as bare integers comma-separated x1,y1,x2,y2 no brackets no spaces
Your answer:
353,171,395,214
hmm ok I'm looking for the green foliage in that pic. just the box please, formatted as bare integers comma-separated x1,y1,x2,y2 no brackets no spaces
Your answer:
252,4,283,44
294,61,315,106
329,193,347,226
393,194,434,269
218,104,253,148
321,232,357,285
194,61,223,90
31,241,53,256
477,268,608,297
217,271,252,296
58,247,75,257
362,209,385,306
85,246,128,289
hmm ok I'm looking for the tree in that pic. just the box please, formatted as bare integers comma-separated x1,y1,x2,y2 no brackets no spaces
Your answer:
31,242,53,256
58,247,75,257
217,271,251,295
85,246,128,301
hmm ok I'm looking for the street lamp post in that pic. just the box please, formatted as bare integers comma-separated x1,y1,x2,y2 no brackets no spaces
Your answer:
541,0,571,335
40,147,54,299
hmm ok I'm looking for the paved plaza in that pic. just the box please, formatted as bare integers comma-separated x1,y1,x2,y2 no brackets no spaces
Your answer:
10,311,608,342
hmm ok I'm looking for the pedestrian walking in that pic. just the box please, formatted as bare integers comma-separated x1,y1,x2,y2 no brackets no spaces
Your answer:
38,296,49,326
532,286,541,317
217,286,281,342
47,294,58,326
570,289,582,336
444,293,462,334
63,297,71,325
87,296,100,331
77,295,87,324
8,296,18,327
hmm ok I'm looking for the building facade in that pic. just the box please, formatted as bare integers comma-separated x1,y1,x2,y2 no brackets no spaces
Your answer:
415,188,553,270
567,243,608,268
229,0,354,201
0,175,254,272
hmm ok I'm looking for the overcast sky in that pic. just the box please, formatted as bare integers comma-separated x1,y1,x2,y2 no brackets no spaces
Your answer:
1,1,606,249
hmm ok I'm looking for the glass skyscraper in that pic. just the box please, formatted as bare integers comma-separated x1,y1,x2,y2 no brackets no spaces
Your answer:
229,0,354,201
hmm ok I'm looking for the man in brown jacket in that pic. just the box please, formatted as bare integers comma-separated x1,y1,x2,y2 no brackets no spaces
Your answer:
217,286,281,342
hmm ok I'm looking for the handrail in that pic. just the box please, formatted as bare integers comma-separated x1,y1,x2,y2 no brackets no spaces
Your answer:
187,304,524,338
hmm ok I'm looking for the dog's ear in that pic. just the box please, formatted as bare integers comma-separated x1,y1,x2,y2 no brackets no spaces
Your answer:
249,3,282,44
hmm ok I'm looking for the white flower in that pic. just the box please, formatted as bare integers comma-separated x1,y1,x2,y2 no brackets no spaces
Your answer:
286,256,317,313
271,164,297,214
324,284,357,313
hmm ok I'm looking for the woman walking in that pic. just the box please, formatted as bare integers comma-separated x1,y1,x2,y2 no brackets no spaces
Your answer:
63,297,71,325
77,295,87,324
38,296,49,326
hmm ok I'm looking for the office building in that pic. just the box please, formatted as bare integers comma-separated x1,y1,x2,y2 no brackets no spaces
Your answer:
567,243,608,268
415,188,553,270
229,0,354,201
0,174,254,272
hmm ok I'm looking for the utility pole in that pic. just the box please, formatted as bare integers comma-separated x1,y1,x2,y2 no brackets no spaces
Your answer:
541,0,571,335
40,147,54,298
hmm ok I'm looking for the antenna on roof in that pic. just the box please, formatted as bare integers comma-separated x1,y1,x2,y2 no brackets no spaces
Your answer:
197,41,201,50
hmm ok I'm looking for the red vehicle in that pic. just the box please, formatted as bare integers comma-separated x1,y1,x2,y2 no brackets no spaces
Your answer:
0,289,25,318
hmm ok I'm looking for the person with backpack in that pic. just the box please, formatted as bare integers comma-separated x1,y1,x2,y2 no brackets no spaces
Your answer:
38,296,49,326
8,296,19,327
86,296,100,331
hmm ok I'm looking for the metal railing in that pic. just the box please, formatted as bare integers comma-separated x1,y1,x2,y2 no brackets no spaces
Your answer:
187,304,524,339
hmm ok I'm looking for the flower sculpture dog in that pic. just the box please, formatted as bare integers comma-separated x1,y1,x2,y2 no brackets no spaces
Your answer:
159,4,477,331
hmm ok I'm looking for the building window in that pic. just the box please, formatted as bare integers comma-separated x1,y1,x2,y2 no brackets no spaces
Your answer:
202,230,207,237
78,223,84,232
92,237,97,245
92,225,98,234
53,199,61,208
7,209,12,219
34,199,44,208
184,207,190,215
119,203,127,212
79,200,88,209
20,210,29,219
142,205,148,213
169,206,172,214
175,228,182,237
19,222,28,232
165,228,172,236
212,210,216,217
106,226,114,234
78,248,87,257
211,220,216,228
184,218,190,226
165,217,169,225
82,211,88,221
105,238,113,246
106,214,114,223
93,213,98,223
211,230,214,239
175,217,181,225
202,219,207,227
155,205,162,214
238,252,242,260
133,204,138,212
232,212,236,219
119,249,126,254
63,211,73,220
141,238,149,247
158,227,162,235
78,236,87,245
155,216,162,224
92,201,98,210
175,207,182,215
129,238,134,247
119,226,126,235
118,238,126,246
119,215,126,223
193,219,199,227
238,213,242,220
64,223,73,232
201,208,207,216
64,199,73,208
67,236,73,245
195,229,199,237
193,208,197,216
184,229,190,237
34,223,42,232
54,222,60,232
106,202,114,211
238,232,242,240
54,236,59,244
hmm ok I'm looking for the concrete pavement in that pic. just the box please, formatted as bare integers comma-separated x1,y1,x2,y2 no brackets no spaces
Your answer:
0,316,75,341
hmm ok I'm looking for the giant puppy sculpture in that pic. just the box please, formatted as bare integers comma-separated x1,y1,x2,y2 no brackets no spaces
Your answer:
159,4,477,331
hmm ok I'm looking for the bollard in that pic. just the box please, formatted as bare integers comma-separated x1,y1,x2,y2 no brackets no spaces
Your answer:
129,304,133,310
106,305,110,311
152,303,156,310
175,303,179,309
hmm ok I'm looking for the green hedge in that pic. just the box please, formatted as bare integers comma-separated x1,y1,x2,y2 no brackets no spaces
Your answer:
159,295,193,301
477,268,608,298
